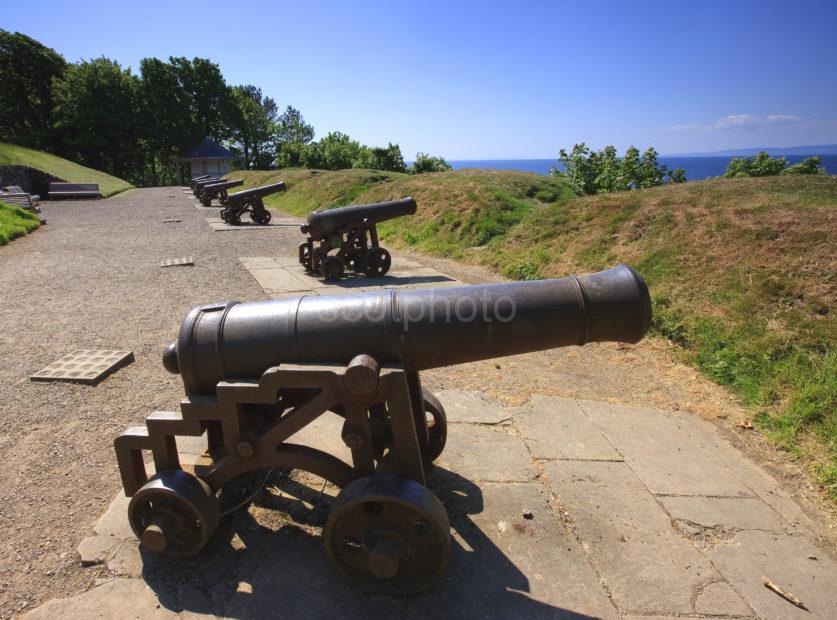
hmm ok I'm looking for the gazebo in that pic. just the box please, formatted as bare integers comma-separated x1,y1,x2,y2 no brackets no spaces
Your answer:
178,137,235,184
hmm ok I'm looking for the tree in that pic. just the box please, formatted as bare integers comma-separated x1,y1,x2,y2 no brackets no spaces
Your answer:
304,131,362,170
137,56,238,184
667,168,687,183
552,143,596,194
354,143,406,172
723,151,787,178
231,85,278,169
638,147,667,188
275,105,314,167
51,57,142,181
408,152,452,174
782,156,823,175
0,30,66,149
618,146,641,189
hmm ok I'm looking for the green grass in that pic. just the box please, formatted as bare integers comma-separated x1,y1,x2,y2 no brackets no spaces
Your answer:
238,168,836,497
0,142,133,197
0,201,40,245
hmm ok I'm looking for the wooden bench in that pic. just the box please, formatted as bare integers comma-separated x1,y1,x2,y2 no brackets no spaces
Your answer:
2,186,40,202
0,191,41,213
48,182,100,199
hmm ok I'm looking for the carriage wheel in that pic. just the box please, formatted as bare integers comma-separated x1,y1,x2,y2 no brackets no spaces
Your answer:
324,474,450,595
362,248,392,277
127,470,219,557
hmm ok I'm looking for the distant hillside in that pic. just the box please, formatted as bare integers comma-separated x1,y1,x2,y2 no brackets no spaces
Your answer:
236,168,836,496
0,142,133,197
670,144,837,157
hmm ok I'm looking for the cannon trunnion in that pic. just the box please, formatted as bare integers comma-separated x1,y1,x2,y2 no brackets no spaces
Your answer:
220,181,286,225
114,265,651,594
299,197,417,279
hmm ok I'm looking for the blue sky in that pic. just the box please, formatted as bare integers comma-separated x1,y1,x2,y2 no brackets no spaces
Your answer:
3,0,836,158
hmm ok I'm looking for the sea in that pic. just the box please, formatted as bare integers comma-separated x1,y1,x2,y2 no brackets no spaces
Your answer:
446,155,837,180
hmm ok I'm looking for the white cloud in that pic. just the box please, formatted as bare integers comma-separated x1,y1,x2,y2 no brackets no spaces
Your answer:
714,114,804,130
642,114,805,133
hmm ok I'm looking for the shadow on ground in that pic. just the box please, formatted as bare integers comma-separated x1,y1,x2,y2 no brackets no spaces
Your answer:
137,467,598,619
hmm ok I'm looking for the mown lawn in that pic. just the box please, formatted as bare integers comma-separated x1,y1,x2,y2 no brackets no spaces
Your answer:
0,201,41,245
0,142,133,197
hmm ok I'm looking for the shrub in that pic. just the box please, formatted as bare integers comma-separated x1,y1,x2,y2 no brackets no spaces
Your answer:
408,152,452,174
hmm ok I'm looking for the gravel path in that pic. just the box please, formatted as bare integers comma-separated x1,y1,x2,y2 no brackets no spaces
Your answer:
0,187,833,616
0,189,284,617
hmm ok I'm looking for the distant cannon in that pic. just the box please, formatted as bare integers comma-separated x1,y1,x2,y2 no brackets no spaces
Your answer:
192,176,226,194
114,264,652,594
188,174,214,190
220,182,286,225
299,197,418,279
198,179,244,207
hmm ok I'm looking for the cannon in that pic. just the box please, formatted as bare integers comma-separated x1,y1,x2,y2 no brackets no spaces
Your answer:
114,264,651,594
192,176,226,195
220,182,286,225
188,174,214,190
198,179,244,207
299,197,417,279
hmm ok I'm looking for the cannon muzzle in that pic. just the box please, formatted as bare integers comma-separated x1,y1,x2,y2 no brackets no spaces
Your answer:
303,197,417,241
164,264,651,396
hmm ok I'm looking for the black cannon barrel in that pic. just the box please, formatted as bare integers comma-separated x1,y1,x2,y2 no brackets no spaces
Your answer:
190,174,213,184
204,179,244,192
227,182,286,202
194,177,225,190
302,197,417,241
163,264,651,396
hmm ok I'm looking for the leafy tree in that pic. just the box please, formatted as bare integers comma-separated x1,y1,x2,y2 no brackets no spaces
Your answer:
231,85,278,169
304,131,362,170
723,151,786,178
0,30,66,149
51,57,142,181
638,147,667,188
354,143,406,172
552,143,596,194
275,105,314,167
782,156,824,175
137,56,238,184
667,168,687,183
551,144,675,194
408,152,452,174
618,146,641,189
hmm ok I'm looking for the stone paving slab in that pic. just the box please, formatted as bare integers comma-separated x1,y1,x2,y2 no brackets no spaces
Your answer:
438,423,537,482
543,459,730,615
514,396,623,461
435,389,513,424
709,530,837,619
659,495,783,531
666,409,820,538
578,400,753,497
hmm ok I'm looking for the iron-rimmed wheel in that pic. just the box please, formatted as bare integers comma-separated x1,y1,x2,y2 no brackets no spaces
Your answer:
220,208,229,222
324,474,450,595
251,209,272,225
421,388,447,463
362,247,392,277
299,243,312,269
219,190,229,206
321,255,345,280
229,212,242,226
127,470,219,558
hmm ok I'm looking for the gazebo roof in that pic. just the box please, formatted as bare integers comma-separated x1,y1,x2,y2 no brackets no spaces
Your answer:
180,137,235,161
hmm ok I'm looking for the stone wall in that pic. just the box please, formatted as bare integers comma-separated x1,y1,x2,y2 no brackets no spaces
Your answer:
0,165,62,197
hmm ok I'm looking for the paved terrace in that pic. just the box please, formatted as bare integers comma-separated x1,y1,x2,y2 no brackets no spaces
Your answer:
0,188,833,618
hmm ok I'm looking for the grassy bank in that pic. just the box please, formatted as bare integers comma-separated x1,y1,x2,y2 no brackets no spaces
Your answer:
237,168,835,495
0,142,133,197
0,201,41,245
